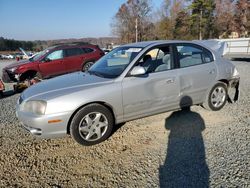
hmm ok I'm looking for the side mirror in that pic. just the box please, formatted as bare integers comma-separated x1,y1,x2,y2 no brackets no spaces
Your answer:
43,57,51,62
130,66,146,76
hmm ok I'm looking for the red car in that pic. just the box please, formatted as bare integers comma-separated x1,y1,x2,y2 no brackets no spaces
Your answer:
2,43,104,83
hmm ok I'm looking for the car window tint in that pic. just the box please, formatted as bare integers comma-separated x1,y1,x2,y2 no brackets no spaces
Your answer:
177,45,204,68
139,46,172,73
46,50,63,60
65,48,83,57
82,48,94,53
203,49,214,63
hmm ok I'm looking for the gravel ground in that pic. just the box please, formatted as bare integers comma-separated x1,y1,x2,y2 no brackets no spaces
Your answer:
0,60,249,187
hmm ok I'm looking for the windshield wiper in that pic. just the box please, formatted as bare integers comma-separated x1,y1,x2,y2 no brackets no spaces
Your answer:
87,70,104,78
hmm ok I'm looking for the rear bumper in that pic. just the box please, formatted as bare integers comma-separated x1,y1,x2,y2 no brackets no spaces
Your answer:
228,77,240,103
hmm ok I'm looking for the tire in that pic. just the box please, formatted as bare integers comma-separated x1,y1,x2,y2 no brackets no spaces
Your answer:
203,82,228,111
82,62,94,72
20,71,38,82
70,103,114,146
35,72,43,80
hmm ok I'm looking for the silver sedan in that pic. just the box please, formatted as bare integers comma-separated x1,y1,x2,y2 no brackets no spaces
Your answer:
16,41,240,146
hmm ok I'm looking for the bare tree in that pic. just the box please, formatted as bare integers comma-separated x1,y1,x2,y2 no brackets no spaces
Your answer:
154,0,186,40
111,0,152,43
214,0,235,38
234,0,250,37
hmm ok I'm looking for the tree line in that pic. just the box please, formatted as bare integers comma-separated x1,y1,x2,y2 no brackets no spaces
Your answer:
111,0,250,43
0,37,119,52
0,37,35,51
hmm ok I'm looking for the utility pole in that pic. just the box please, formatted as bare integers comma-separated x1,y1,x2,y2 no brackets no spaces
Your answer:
135,18,138,43
199,9,203,40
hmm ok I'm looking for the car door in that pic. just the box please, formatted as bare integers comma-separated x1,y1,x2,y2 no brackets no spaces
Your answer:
39,49,65,78
122,45,180,120
63,47,85,72
175,43,217,104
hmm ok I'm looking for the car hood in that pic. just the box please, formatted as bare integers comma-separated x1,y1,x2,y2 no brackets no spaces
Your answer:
21,72,113,100
4,59,31,69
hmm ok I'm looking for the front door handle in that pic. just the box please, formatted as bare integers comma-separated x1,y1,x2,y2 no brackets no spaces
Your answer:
166,78,174,84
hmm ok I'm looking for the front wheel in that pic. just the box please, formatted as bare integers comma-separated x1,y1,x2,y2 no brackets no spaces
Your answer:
70,104,114,146
203,82,228,111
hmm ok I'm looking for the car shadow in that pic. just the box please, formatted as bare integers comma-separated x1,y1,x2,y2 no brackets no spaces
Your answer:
231,57,250,62
0,84,26,99
159,96,210,187
110,122,126,136
0,90,17,99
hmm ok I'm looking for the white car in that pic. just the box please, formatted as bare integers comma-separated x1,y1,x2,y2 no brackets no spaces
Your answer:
5,54,14,59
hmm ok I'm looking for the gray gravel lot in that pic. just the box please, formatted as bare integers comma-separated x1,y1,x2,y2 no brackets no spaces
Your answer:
0,59,249,187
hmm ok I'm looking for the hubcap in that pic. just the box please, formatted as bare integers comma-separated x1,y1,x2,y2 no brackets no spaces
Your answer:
211,86,226,108
78,112,108,141
84,62,93,71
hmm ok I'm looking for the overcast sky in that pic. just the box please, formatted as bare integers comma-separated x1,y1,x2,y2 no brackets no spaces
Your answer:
0,0,162,41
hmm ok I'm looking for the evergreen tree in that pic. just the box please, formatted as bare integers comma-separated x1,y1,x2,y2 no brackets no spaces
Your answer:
173,11,193,40
189,0,216,40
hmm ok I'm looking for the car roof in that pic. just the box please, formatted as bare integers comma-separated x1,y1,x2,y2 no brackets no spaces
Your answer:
48,43,97,51
121,40,216,56
121,40,209,48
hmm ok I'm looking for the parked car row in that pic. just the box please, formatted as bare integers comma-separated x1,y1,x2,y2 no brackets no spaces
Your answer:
0,54,14,59
15,41,240,146
0,52,31,60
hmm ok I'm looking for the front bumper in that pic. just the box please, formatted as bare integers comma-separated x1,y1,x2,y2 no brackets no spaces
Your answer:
2,69,17,83
16,107,72,138
228,77,240,103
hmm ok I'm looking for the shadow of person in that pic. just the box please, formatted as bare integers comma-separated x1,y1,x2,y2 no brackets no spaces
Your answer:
159,96,210,187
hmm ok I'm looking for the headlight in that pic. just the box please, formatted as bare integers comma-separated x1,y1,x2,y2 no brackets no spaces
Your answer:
232,67,239,77
8,67,17,72
21,100,47,115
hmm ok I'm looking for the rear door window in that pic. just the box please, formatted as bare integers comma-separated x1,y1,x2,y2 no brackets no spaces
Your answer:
176,44,213,68
82,48,94,53
202,48,214,63
65,48,83,57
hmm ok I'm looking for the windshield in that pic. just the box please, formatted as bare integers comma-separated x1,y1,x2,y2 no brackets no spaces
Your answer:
29,46,55,62
88,46,142,78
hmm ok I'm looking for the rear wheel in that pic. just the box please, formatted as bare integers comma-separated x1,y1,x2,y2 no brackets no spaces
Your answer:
82,62,94,72
70,104,114,146
203,82,228,111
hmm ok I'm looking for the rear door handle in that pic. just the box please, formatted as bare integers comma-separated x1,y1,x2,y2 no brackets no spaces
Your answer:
209,69,215,74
